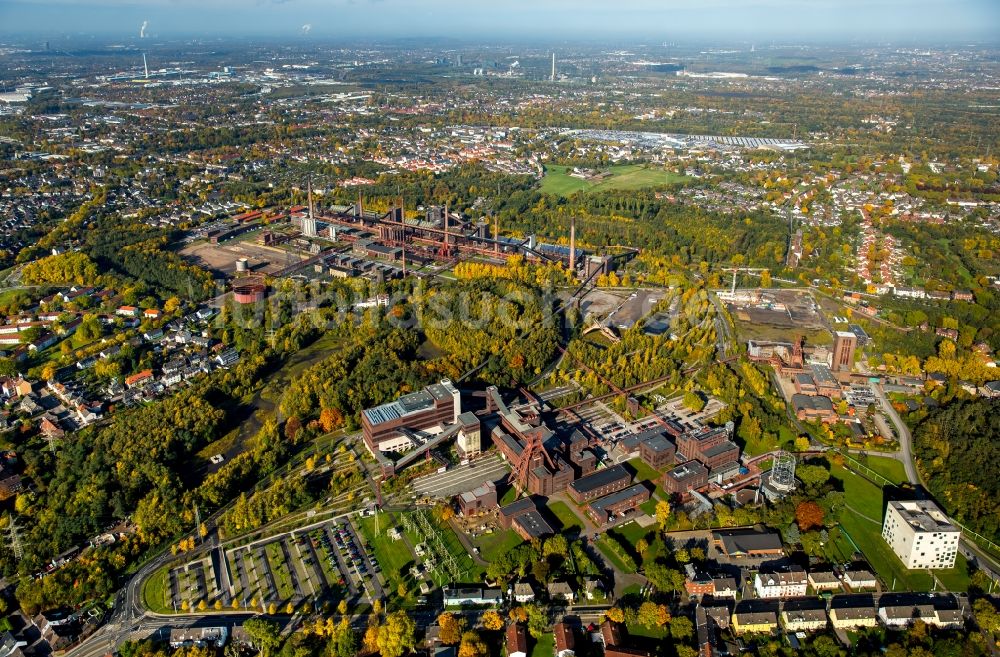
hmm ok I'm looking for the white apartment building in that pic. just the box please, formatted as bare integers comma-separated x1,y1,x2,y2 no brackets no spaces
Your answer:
882,500,960,569
753,567,808,599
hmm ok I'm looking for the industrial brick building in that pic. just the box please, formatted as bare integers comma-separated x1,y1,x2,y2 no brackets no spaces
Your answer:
567,464,632,504
499,497,556,541
458,481,497,516
586,483,651,525
490,387,593,496
663,461,709,500
639,432,676,469
676,426,740,470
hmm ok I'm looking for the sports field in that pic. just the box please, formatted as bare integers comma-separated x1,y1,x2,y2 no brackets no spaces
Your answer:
539,164,687,196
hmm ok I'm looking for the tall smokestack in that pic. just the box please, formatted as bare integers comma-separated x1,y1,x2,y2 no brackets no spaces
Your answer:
142,52,149,79
357,192,363,220
443,203,450,256
494,216,499,255
569,217,576,272
307,178,313,221
551,52,556,81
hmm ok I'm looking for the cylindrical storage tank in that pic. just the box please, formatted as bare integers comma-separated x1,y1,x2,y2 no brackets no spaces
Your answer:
233,281,266,304
236,257,249,273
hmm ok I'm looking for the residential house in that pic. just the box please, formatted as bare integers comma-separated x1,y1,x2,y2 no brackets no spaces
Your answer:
505,623,527,657
215,348,239,368
878,594,964,629
828,595,877,630
512,582,535,603
754,567,808,599
711,577,738,599
547,581,575,604
124,369,154,388
732,601,779,635
39,415,65,439
780,599,828,632
583,577,605,601
553,622,575,657
808,571,841,592
841,569,877,591
600,621,652,657
0,631,27,657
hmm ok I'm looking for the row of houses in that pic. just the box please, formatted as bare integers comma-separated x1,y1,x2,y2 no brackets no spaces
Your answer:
718,592,964,637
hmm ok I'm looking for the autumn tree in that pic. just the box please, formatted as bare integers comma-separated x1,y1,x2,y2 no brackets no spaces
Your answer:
482,610,504,631
458,631,488,657
331,618,358,657
319,407,344,432
655,500,672,531
438,612,465,644
796,501,825,531
605,608,625,623
377,611,416,657
243,618,281,657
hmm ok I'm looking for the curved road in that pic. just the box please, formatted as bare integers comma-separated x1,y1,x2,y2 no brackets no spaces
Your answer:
874,383,1000,583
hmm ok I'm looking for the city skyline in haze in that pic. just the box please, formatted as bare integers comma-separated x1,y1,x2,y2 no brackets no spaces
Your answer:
2,0,999,42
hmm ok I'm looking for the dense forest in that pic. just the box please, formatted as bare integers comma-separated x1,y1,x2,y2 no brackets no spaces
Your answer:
912,399,1000,542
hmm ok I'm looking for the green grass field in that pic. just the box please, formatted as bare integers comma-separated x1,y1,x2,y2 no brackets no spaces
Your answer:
829,462,970,592
539,164,687,197
530,633,554,657
548,501,585,533
626,458,663,486
848,454,908,485
141,566,173,614
615,520,654,547
595,537,637,574
357,515,416,578
474,529,524,563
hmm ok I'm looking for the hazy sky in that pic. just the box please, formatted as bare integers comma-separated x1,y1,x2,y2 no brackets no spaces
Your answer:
2,0,999,41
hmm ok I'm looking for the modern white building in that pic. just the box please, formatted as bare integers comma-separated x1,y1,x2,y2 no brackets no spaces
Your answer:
882,500,960,569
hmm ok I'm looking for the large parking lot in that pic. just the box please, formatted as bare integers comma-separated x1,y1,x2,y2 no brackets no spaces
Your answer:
167,517,379,612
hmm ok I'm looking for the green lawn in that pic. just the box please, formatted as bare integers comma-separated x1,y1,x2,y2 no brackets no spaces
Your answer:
357,514,416,577
548,501,584,533
829,462,970,592
933,553,972,592
626,623,669,640
615,520,654,548
266,542,295,601
595,537,637,574
530,633,554,657
838,512,933,591
435,519,484,581
848,454,908,485
141,565,173,614
474,529,524,563
626,458,663,485
831,463,886,520
500,486,520,506
540,164,688,197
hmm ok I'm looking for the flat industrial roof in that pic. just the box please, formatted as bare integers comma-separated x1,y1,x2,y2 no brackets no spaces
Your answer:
513,509,555,538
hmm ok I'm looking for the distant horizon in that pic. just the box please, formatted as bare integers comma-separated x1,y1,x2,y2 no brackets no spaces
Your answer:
1,0,999,43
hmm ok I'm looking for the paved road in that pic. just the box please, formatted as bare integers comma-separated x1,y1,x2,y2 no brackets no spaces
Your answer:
875,383,1000,583
874,384,919,485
